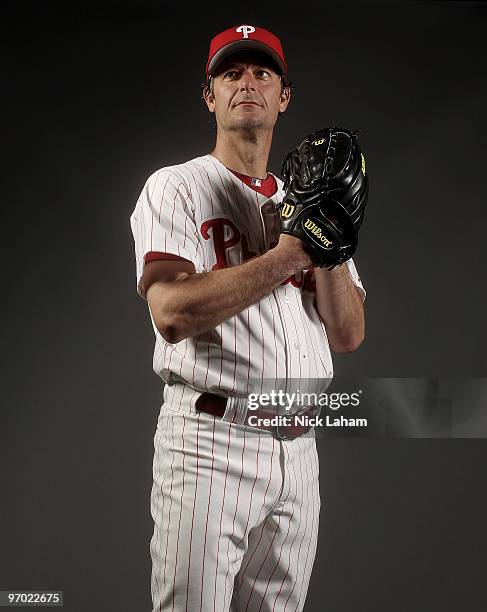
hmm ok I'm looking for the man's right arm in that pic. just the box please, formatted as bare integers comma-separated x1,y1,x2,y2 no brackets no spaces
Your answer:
145,234,314,344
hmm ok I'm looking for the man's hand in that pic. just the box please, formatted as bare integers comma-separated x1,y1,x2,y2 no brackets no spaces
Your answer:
272,233,319,272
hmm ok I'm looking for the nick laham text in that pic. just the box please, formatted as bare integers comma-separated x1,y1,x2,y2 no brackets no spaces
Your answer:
247,415,368,428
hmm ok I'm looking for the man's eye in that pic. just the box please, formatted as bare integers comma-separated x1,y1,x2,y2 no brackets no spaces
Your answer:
256,70,271,77
224,71,238,78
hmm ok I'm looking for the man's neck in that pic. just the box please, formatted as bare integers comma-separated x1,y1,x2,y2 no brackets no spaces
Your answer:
210,129,273,179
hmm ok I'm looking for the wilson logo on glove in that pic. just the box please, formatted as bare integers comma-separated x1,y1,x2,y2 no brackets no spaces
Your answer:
280,202,296,220
303,219,333,248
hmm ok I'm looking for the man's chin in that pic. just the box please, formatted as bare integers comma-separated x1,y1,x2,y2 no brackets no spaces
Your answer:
231,118,271,131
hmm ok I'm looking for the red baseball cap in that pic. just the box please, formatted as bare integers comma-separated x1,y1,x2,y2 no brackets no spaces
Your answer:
206,24,287,79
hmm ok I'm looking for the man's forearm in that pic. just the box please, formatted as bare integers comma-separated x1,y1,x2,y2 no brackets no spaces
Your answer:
314,264,365,352
148,239,312,343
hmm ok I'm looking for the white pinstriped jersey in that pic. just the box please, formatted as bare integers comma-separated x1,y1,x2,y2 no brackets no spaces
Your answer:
130,154,365,397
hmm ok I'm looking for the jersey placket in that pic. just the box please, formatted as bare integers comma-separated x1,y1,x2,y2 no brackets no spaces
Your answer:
257,196,295,394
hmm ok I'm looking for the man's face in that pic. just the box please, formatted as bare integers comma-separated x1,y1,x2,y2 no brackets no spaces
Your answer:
204,51,291,133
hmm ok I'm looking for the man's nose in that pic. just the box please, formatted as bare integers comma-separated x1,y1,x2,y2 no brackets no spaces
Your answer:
239,70,256,90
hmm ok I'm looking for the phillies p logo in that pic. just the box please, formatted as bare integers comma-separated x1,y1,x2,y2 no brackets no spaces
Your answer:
236,25,256,38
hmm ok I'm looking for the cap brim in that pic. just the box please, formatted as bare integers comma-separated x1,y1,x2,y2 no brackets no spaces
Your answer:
207,40,286,77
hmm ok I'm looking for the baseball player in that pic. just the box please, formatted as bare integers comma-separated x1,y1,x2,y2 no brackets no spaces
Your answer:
130,24,366,612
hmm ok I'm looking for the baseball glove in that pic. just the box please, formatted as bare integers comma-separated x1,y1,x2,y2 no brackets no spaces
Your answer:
278,127,368,269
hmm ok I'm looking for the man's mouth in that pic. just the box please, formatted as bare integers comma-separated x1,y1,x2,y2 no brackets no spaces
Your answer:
235,101,261,107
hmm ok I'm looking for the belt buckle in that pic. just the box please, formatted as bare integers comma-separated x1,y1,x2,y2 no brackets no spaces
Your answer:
274,424,296,441
274,406,319,441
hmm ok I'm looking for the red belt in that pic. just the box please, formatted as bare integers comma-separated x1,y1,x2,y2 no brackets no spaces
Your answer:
195,392,317,440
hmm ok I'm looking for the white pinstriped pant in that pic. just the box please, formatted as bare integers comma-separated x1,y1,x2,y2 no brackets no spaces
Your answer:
150,383,321,612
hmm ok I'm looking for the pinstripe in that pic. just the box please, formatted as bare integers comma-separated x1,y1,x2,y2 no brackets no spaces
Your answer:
151,407,170,601
184,412,201,611
246,304,251,394
283,295,303,385
272,439,304,611
171,414,187,611
180,339,189,382
153,340,162,370
211,161,234,211
258,442,298,612
185,167,193,203
244,520,281,612
167,344,190,413
223,427,247,609
156,174,171,224
169,184,180,238
166,344,176,379
191,334,201,388
152,404,175,611
293,294,316,379
190,162,215,216
239,513,272,600
199,415,217,611
204,331,211,389
230,436,264,607
256,191,266,249
292,438,312,612
238,436,276,588
186,167,203,215
232,314,238,391
295,441,319,611
225,167,246,219
305,293,331,375
212,422,233,610
277,285,293,391
298,300,324,378
258,301,265,389
269,295,279,389
295,442,318,609
240,181,254,221
230,430,261,579
209,161,232,219
160,412,176,603
281,437,308,612
218,322,224,388
242,442,293,612
200,165,217,216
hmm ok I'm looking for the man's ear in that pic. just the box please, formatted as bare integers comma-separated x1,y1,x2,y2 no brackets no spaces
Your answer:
279,86,291,113
205,94,215,113
202,82,216,113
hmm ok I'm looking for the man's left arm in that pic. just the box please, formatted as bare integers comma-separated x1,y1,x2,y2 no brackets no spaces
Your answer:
313,264,365,353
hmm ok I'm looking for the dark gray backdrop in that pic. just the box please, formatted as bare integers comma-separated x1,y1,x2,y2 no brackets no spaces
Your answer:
2,1,487,611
